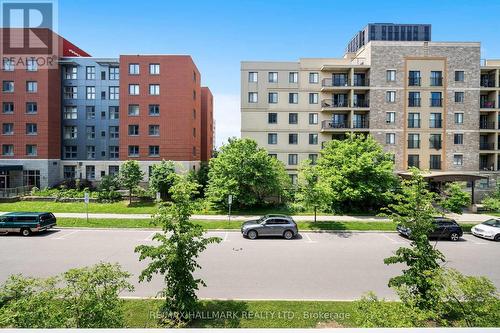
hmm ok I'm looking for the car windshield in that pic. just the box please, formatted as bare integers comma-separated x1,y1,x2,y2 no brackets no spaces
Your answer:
482,219,500,228
258,217,266,223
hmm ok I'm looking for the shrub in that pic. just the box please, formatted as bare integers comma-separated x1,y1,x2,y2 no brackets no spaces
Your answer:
96,175,122,203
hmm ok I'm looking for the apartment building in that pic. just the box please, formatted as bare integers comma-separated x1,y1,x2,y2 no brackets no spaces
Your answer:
0,29,214,190
241,24,498,190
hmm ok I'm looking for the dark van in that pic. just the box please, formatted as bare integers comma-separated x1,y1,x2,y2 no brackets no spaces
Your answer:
0,212,57,236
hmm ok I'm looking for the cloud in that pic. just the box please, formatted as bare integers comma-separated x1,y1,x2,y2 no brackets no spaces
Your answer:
213,93,240,147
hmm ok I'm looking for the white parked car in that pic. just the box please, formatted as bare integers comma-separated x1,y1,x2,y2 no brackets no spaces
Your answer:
471,219,500,241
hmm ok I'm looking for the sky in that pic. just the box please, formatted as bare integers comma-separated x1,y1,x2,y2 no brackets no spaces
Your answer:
57,0,500,147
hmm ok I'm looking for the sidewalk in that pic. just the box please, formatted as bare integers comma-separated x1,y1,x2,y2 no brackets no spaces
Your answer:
0,211,494,223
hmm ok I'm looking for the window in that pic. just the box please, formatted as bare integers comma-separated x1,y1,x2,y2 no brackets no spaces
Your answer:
386,112,396,124
309,72,319,83
2,58,14,71
109,106,119,119
268,92,278,103
455,71,464,82
289,93,298,104
109,164,120,177
455,92,464,103
289,174,298,185
268,72,278,83
26,81,37,92
408,70,421,86
63,166,76,179
309,133,318,145
386,70,396,82
309,113,318,125
64,126,77,139
3,81,14,92
309,93,318,104
288,154,298,165
26,123,37,135
86,66,95,80
2,123,13,135
386,133,396,144
128,104,139,116
248,72,258,82
109,66,119,80
86,86,95,99
408,154,420,168
65,66,77,79
109,86,119,100
3,102,14,114
26,102,37,114
2,144,14,156
109,126,119,139
23,169,40,187
429,155,441,170
289,72,298,83
83,106,94,119
386,91,396,103
268,133,278,144
268,153,277,159
408,91,421,107
289,133,298,144
289,113,298,124
145,104,159,116
268,113,277,124
429,134,442,149
193,90,196,100
430,71,443,86
149,145,160,157
62,106,77,120
128,145,139,157
85,166,95,180
149,84,160,95
87,146,96,159
430,92,442,107
129,63,139,75
129,84,139,95
86,126,95,139
64,146,77,159
149,63,160,75
309,154,318,165
429,113,442,128
128,125,139,136
453,154,463,166
408,113,421,128
454,133,464,145
64,86,77,99
454,113,464,124
248,92,258,103
26,58,37,71
149,124,160,136
408,133,420,148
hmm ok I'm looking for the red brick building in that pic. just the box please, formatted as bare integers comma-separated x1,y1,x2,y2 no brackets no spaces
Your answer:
201,87,214,161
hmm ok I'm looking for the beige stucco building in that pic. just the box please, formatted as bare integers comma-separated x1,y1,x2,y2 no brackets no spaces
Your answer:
241,38,500,192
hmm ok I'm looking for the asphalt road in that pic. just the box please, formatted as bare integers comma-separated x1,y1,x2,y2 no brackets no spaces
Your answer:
0,229,498,300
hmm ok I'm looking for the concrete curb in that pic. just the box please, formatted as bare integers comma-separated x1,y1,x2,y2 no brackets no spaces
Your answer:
120,296,363,302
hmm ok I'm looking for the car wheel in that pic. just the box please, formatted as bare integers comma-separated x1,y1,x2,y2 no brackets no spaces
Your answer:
283,230,294,240
247,230,258,240
449,232,460,241
494,234,500,242
21,228,32,237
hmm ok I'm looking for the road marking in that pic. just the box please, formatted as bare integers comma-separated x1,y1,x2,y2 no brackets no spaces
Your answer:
142,231,156,242
465,237,488,245
380,233,405,244
223,232,230,242
53,230,79,240
303,233,317,243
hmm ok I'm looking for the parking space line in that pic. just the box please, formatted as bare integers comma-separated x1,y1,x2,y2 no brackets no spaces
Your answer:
223,232,230,242
303,233,317,243
53,230,79,240
465,236,488,245
142,231,156,242
380,233,405,244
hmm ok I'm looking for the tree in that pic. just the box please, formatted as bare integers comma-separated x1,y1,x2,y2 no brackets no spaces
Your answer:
440,182,470,214
135,174,221,327
119,160,144,204
382,168,445,310
295,160,331,222
188,162,210,198
206,138,290,209
314,133,397,213
149,160,176,200
96,175,122,202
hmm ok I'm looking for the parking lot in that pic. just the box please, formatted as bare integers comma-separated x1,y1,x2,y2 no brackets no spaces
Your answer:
0,228,497,300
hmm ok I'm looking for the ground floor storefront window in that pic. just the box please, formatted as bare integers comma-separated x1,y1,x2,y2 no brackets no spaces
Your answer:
23,170,40,188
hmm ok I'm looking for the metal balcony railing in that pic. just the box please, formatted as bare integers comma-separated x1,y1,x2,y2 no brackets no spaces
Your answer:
408,119,421,128
481,79,496,87
429,120,443,128
430,98,443,107
430,77,443,86
353,78,370,87
429,161,442,170
480,142,495,150
321,99,350,108
408,77,421,86
322,78,350,87
480,121,496,129
408,161,420,168
321,120,349,129
429,140,442,150
480,101,496,108
407,141,421,149
352,99,369,108
408,98,421,107
352,120,370,129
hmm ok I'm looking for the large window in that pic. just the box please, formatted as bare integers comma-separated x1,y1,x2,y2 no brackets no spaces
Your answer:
248,92,258,103
309,72,319,84
288,93,298,104
26,81,37,92
2,144,14,156
64,126,77,139
26,123,37,135
86,165,95,180
86,66,96,80
268,113,277,124
430,71,443,86
128,125,139,136
129,84,139,95
408,154,419,168
64,106,78,119
149,104,160,116
268,72,278,83
109,147,119,159
149,84,160,95
109,66,119,80
2,81,14,92
288,133,298,144
63,166,76,179
23,170,40,187
64,86,77,99
149,63,160,75
429,134,442,149
109,86,119,100
309,113,318,125
268,133,277,145
65,66,77,79
109,106,119,119
408,133,420,149
86,86,96,99
86,106,95,119
408,113,420,128
26,102,37,114
430,92,442,107
248,72,258,82
268,92,278,104
429,155,441,170
408,91,421,107
129,63,140,75
309,133,318,145
289,72,298,83
87,146,96,159
309,93,318,104
148,125,160,136
288,154,298,165
64,146,77,159
149,145,160,157
128,104,139,116
128,145,139,157
429,113,442,128
86,126,95,139
109,126,119,139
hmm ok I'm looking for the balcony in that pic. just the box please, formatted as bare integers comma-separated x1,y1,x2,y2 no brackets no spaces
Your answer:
480,142,495,150
407,141,421,149
481,79,496,88
352,99,369,108
321,99,350,109
352,119,370,129
480,100,496,109
321,120,349,130
408,77,421,86
353,77,369,87
322,78,349,88
430,77,443,86
408,98,421,107
430,98,443,107
480,121,496,129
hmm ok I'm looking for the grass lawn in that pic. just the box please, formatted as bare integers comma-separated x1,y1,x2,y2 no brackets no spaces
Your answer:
123,299,360,328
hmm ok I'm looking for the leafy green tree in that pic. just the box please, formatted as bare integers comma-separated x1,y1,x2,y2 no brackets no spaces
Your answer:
149,160,176,200
440,182,470,214
295,160,331,222
314,133,397,213
135,174,221,327
382,168,445,310
96,175,122,202
206,138,290,209
119,160,144,204
188,162,210,198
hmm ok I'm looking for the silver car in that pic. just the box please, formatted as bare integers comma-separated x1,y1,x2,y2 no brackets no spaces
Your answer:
241,215,298,240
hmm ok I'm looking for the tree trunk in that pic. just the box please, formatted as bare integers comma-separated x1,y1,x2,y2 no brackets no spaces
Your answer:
129,187,132,205
314,206,317,223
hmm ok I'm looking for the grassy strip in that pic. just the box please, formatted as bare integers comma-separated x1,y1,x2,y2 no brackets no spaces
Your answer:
54,217,475,232
123,299,360,328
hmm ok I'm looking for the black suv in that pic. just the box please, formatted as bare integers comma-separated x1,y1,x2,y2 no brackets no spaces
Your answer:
397,217,463,241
